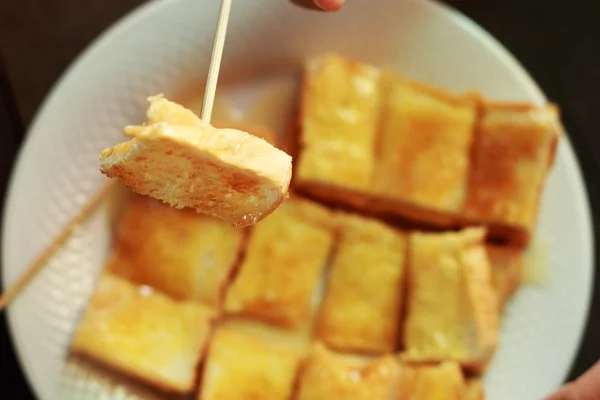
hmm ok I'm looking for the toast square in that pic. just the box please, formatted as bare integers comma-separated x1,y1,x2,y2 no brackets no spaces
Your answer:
99,95,292,227
297,53,383,189
224,199,334,328
403,228,499,371
296,343,401,400
464,102,562,244
371,80,477,213
316,214,407,353
398,362,468,399
486,244,525,311
108,194,243,308
198,328,302,400
71,272,215,394
466,378,485,400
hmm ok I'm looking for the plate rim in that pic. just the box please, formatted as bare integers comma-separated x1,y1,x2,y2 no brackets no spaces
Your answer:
1,0,594,398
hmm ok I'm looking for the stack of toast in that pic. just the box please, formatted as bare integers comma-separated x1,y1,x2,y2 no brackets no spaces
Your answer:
295,54,561,245
70,53,555,399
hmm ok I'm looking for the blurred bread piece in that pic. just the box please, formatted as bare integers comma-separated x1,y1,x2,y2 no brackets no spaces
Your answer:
316,214,407,353
108,195,244,308
486,244,525,311
464,101,562,244
296,343,401,400
403,228,499,372
99,95,292,227
465,378,485,400
297,53,383,190
71,273,215,394
398,362,469,400
198,328,302,400
224,199,334,328
371,79,476,213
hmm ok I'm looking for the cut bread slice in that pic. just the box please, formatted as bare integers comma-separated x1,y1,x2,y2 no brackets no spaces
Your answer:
402,228,499,371
71,272,215,394
108,194,244,308
99,95,292,227
198,327,302,400
371,78,477,213
316,214,407,353
224,199,334,328
296,53,383,190
296,343,401,400
464,101,562,244
486,244,525,311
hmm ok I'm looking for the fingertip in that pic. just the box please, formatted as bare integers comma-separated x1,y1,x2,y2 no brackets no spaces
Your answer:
314,0,345,11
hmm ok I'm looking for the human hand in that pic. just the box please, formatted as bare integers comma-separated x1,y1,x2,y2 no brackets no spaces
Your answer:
544,360,600,400
290,0,345,11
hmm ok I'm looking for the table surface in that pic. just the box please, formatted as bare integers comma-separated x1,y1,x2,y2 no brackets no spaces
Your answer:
0,0,598,398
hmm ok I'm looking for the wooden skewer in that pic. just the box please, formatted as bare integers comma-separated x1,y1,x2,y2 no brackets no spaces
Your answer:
0,180,117,311
201,0,233,123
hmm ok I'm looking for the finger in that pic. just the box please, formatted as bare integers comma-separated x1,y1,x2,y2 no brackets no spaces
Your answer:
544,361,600,400
315,0,345,11
289,0,345,11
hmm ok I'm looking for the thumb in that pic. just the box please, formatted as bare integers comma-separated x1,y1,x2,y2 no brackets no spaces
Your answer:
544,361,600,400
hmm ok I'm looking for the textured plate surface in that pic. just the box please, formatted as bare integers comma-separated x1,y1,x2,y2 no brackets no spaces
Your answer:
2,0,593,399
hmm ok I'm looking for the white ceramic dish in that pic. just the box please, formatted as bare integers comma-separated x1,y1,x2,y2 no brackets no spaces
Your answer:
2,0,594,399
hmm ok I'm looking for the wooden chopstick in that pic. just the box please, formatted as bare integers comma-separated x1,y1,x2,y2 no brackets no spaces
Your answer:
0,180,117,311
201,0,233,123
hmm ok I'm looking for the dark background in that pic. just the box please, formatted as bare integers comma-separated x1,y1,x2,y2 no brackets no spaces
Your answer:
0,0,598,398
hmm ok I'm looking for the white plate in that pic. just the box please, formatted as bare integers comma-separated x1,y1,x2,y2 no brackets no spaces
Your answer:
2,0,594,399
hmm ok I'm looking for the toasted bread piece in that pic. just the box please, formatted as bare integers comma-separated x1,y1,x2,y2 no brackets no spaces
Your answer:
108,194,243,307
297,53,383,189
371,79,477,212
71,273,215,394
99,95,292,227
198,328,302,400
465,378,485,400
486,244,525,311
464,102,562,244
403,228,499,371
296,343,401,400
316,214,407,353
224,199,334,328
398,362,468,400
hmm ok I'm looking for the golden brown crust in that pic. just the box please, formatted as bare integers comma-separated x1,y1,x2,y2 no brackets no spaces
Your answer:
402,228,499,371
315,214,407,353
108,195,244,308
100,95,292,228
71,273,215,394
198,328,302,400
